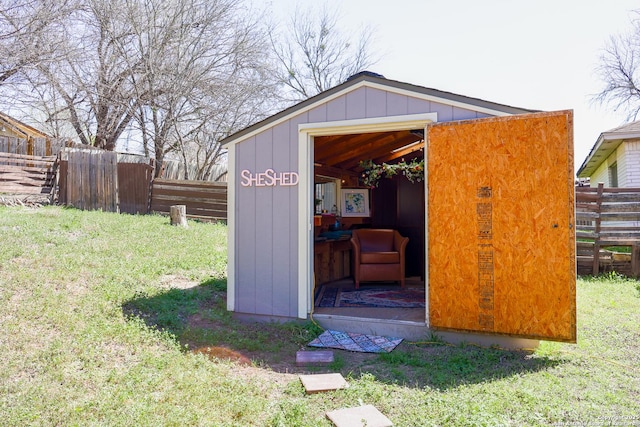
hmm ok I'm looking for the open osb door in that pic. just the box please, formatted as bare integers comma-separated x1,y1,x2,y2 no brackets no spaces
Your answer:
427,110,576,342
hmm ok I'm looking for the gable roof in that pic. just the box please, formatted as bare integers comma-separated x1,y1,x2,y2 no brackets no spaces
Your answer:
0,112,50,139
577,120,640,178
221,72,537,146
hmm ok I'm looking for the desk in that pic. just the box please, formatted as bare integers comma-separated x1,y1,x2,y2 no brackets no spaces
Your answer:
314,239,352,285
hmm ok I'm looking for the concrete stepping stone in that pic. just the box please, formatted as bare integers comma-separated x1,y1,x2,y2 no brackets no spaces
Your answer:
326,404,393,427
298,373,348,394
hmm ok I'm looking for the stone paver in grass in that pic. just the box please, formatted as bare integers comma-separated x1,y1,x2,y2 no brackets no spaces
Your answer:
298,373,348,394
296,350,334,366
325,404,393,427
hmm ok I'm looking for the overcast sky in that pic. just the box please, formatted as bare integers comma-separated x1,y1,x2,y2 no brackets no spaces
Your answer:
269,0,638,174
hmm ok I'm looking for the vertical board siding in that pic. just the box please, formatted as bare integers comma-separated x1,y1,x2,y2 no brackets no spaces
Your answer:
408,97,431,115
326,96,347,122
427,111,576,342
119,162,153,214
453,107,484,121
346,88,367,120
386,92,409,116
272,120,294,316
234,113,305,318
428,102,454,121
254,129,275,315
308,104,328,123
364,87,387,117
236,136,258,314
66,150,118,212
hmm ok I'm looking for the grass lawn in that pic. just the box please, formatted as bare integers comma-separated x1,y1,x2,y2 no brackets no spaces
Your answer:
1,206,639,426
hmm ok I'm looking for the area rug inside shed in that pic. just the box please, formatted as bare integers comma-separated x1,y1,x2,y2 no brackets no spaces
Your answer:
315,286,425,309
308,329,403,353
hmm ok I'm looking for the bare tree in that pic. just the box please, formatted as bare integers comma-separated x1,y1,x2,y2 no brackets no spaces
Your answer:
124,0,277,177
0,0,71,86
594,12,640,120
31,0,142,150
271,4,377,104
3,0,278,180
175,72,276,180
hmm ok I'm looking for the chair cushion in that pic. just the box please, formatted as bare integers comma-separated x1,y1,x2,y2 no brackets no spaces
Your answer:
357,229,395,252
361,251,400,264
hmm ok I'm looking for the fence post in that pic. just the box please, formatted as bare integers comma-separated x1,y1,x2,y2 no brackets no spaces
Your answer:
592,182,604,276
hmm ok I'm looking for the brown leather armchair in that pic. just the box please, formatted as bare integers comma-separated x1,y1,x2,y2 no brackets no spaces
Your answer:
350,229,409,289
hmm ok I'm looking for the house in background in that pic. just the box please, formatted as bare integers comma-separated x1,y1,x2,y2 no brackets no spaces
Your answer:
0,111,58,156
1,111,50,138
577,120,640,187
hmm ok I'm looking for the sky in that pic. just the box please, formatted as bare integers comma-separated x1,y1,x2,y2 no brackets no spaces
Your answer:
268,0,639,174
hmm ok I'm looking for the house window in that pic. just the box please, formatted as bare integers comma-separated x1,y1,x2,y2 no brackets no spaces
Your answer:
609,162,618,187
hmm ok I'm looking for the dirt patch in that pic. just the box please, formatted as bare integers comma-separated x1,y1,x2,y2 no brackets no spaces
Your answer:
183,300,393,377
192,346,253,366
158,274,200,290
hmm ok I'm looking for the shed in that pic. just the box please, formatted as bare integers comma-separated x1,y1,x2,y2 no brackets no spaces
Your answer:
222,73,575,348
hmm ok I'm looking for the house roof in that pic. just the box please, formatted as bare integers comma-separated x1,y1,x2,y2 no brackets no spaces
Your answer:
220,72,537,147
577,120,640,178
0,111,50,139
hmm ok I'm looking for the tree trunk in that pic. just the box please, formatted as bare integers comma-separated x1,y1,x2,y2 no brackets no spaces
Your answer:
170,205,187,227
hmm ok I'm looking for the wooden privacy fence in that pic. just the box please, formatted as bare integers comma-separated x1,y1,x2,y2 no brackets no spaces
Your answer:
57,149,154,214
576,183,640,277
57,149,226,220
0,136,67,156
0,152,57,195
150,179,227,221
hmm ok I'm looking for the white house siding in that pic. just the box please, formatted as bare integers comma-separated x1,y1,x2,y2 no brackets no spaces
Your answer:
623,140,640,187
233,85,496,319
590,154,612,187
616,144,628,188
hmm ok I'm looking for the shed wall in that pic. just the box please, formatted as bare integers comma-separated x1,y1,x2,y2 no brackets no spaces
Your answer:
233,85,496,318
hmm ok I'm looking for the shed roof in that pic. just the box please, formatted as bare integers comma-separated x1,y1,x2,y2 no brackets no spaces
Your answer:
577,120,640,178
221,72,537,146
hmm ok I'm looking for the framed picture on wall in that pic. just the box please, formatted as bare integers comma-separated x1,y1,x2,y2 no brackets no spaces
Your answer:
341,188,370,217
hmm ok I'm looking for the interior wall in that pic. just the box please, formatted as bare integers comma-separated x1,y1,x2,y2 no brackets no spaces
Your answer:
371,176,425,278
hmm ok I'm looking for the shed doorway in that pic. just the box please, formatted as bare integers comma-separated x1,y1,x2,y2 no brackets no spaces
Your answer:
297,114,437,325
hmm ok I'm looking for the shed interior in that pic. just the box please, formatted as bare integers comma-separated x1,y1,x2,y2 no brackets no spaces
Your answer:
312,129,426,322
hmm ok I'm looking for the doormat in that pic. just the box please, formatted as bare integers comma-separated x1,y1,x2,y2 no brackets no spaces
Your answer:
308,329,403,353
315,286,425,309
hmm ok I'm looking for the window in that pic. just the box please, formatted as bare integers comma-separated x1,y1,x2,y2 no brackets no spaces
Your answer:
314,181,337,213
609,162,618,187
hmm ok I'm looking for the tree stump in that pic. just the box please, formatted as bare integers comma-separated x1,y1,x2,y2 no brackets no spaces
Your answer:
170,205,188,227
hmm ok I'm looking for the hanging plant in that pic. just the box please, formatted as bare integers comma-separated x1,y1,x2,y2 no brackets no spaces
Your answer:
359,158,425,188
